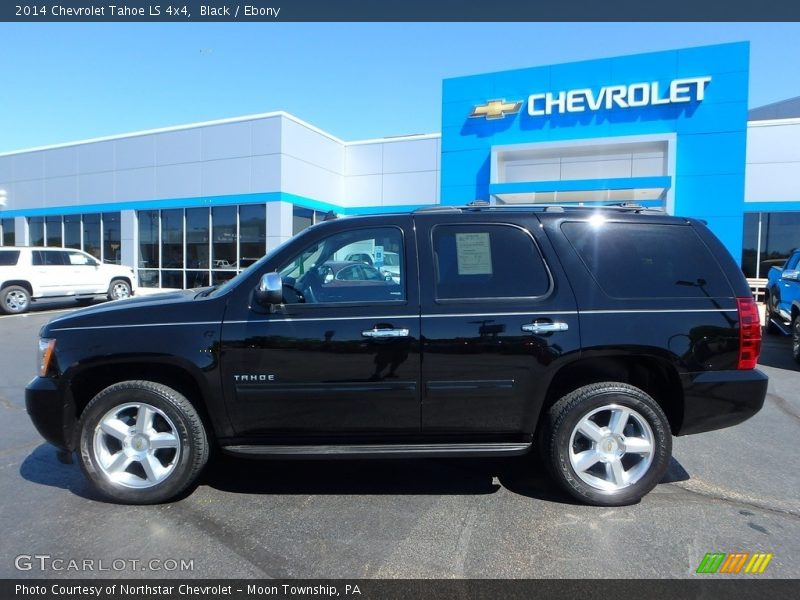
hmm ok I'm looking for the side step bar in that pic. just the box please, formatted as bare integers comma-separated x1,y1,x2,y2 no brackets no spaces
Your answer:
222,442,532,459
769,317,792,336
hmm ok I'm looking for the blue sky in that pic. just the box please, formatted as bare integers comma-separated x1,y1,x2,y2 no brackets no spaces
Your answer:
2,22,800,153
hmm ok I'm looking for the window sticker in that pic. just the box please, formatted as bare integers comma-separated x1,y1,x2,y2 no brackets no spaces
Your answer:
456,232,492,275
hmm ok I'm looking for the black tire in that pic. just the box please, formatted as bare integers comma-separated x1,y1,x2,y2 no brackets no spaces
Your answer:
540,382,672,506
107,279,132,301
77,381,209,504
792,315,800,365
0,285,31,314
764,292,780,334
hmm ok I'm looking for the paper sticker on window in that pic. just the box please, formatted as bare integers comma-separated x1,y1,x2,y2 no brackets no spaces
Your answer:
456,232,492,275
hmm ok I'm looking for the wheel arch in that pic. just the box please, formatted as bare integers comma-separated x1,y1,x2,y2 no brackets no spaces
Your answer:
1,279,34,296
67,359,215,445
537,353,684,436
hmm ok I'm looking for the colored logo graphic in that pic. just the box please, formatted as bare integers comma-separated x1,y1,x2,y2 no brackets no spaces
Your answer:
696,552,773,574
469,99,522,120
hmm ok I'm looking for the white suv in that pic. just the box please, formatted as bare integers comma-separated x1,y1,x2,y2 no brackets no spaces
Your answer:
0,247,136,314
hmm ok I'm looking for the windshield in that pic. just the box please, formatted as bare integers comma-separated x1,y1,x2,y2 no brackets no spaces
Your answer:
383,252,399,266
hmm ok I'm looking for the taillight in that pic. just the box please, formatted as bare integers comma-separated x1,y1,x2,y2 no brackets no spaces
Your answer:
736,297,762,370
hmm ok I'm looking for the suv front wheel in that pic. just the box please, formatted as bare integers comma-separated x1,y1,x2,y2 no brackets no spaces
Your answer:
77,381,209,504
541,382,671,506
108,279,132,301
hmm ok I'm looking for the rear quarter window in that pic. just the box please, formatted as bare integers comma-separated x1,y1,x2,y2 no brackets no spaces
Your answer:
0,251,20,266
561,222,731,299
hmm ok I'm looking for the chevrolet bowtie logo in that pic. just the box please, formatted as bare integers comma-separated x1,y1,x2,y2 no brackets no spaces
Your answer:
469,99,523,120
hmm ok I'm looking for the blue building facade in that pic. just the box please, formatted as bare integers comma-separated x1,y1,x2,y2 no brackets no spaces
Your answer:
441,42,750,259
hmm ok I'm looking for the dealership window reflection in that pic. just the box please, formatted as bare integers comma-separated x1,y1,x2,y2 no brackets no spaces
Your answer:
741,212,800,278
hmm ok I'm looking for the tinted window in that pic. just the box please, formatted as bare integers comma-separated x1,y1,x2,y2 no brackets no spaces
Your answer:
32,250,67,266
787,252,800,271
278,227,404,304
562,222,731,298
432,224,550,300
0,251,19,266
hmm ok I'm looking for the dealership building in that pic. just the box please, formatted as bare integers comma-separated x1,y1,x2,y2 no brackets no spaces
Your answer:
1,41,798,288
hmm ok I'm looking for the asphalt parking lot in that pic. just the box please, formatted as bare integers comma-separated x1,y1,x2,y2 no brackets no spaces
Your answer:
1,302,799,579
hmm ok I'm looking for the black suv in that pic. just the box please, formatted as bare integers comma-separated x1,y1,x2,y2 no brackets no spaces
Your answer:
26,206,767,506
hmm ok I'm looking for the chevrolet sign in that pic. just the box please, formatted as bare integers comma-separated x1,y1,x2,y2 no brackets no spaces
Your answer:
528,76,712,116
469,76,712,120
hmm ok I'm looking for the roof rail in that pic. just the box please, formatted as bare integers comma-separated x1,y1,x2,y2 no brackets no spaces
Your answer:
412,206,463,214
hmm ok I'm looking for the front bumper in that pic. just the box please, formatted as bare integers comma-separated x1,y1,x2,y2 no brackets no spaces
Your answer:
678,368,768,435
25,377,77,451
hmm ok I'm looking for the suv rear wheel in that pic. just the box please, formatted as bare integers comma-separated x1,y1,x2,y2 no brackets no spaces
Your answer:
1,285,31,315
77,381,209,504
541,382,671,506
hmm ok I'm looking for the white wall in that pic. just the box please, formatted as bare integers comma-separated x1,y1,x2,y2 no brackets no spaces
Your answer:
343,136,440,207
745,120,800,203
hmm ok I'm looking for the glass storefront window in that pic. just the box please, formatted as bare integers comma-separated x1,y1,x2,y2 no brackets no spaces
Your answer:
103,212,121,264
239,204,266,268
46,216,62,247
293,207,313,235
1,218,14,246
64,215,81,249
186,208,209,269
83,214,101,259
161,270,184,289
212,206,237,271
138,210,160,269
138,269,160,288
741,211,800,278
161,209,184,269
29,217,44,246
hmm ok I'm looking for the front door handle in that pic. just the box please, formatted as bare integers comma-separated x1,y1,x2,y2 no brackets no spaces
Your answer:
521,321,569,334
362,327,410,339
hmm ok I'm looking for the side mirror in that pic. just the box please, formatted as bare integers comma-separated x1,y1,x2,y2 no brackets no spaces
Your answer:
255,272,283,305
781,269,800,282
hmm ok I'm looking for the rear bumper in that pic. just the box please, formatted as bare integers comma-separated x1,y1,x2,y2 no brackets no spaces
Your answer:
25,377,76,451
678,369,768,435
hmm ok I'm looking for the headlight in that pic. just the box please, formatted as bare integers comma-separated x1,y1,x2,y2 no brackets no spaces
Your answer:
37,338,56,377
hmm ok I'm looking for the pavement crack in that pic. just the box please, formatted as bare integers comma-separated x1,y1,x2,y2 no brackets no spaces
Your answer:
766,392,800,424
669,477,800,519
0,396,22,411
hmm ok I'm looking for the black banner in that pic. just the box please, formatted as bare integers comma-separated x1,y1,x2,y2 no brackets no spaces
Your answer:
3,579,800,600
2,0,800,22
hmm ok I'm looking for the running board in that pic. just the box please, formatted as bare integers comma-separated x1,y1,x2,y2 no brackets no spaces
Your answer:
221,442,532,459
770,317,792,336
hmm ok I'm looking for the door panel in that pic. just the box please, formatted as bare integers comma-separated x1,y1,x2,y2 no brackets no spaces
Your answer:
221,309,420,434
416,214,580,434
220,217,421,438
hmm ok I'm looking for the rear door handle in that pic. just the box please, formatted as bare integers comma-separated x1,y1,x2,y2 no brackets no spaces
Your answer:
362,327,410,339
521,321,569,334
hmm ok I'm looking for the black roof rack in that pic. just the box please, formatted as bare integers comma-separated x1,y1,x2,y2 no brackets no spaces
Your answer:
413,203,665,215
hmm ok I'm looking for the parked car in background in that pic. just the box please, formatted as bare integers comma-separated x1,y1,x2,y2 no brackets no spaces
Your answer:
0,247,136,314
764,248,800,363
345,250,401,283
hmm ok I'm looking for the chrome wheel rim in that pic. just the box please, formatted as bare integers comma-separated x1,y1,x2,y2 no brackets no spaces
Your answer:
5,290,28,312
793,320,800,358
111,282,130,300
568,404,655,492
93,402,181,489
